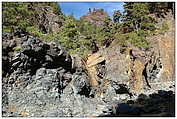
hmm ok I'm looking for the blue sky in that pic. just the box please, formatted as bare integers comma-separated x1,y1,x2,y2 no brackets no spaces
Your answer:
59,2,124,19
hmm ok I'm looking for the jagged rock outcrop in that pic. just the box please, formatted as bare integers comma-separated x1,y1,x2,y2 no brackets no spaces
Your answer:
80,8,109,26
2,31,72,77
2,31,131,117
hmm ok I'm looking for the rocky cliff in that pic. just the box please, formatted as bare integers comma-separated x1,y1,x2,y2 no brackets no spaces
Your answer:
2,9,175,117
97,11,175,95
80,8,109,26
29,3,64,34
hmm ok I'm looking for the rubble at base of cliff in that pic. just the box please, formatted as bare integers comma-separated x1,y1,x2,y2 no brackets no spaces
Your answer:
2,30,175,117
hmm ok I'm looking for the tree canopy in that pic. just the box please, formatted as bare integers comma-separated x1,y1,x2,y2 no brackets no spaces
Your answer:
2,2,174,56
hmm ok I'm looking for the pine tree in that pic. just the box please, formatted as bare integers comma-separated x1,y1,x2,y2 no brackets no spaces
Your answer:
2,2,33,32
2,2,63,33
123,2,150,31
113,10,122,23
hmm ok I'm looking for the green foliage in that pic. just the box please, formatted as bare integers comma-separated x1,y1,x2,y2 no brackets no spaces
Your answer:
27,26,61,42
57,17,89,56
114,29,150,50
2,26,11,33
13,46,22,51
123,2,154,31
49,2,62,15
103,16,112,27
113,10,122,23
111,22,124,34
56,15,115,56
3,2,170,57
114,32,128,46
26,26,42,37
2,2,33,32
127,31,150,49
148,2,174,14
119,2,160,49
41,34,57,42
2,2,63,33
156,23,169,35
161,23,169,32
131,3,149,20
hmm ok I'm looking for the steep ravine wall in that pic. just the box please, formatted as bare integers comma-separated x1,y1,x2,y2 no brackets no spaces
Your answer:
94,12,175,95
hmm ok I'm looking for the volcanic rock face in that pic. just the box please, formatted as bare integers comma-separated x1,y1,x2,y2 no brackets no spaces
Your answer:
2,31,72,76
2,12,175,117
2,31,126,117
